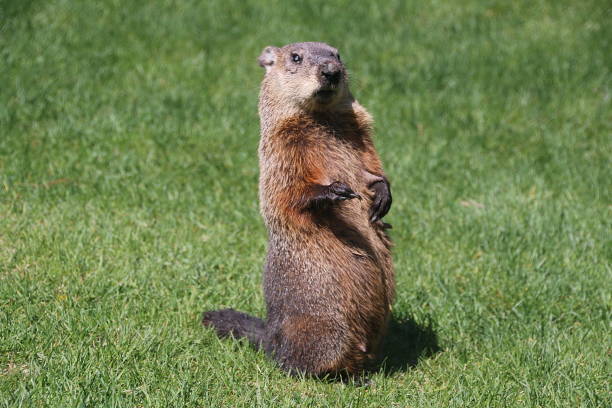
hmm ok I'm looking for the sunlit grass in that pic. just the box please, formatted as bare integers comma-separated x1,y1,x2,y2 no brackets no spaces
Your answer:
1,0,610,406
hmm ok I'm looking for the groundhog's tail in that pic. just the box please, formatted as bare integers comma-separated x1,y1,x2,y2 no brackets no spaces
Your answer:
202,308,265,349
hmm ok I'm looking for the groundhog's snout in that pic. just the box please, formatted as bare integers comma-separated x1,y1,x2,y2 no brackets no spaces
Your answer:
320,61,342,86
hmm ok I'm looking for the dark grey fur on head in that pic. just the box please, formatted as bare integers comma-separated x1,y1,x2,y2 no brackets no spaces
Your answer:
258,42,342,73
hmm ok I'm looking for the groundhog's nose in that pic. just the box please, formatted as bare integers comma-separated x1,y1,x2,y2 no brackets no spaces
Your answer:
321,63,342,85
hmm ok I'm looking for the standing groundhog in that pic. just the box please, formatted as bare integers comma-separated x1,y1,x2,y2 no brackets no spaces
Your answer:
203,42,394,377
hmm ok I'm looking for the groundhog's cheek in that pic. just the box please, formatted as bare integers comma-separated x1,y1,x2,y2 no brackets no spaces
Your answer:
296,78,320,97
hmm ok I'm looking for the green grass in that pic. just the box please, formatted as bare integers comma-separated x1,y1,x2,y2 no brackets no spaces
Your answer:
1,0,610,406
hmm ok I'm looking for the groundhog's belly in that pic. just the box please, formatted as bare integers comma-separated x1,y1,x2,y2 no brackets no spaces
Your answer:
265,218,390,314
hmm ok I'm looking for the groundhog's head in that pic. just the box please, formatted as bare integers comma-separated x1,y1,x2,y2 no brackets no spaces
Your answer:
258,42,350,111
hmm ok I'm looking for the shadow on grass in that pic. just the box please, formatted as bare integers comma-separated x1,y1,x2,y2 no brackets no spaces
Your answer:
376,315,441,375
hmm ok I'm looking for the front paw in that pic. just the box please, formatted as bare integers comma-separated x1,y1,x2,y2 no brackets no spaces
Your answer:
327,181,361,201
369,179,392,222
308,182,360,210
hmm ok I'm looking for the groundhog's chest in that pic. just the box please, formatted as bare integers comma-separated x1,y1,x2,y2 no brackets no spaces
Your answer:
312,133,364,186
262,126,367,183
259,123,375,232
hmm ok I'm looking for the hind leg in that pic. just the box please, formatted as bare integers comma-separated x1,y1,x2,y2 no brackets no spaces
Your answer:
264,315,369,377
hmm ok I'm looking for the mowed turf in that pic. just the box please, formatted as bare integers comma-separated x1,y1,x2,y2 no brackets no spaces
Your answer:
1,0,610,406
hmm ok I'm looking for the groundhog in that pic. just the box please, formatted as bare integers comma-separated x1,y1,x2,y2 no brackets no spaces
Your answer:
203,42,394,377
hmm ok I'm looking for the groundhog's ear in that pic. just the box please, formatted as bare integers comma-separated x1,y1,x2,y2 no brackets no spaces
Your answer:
258,46,278,72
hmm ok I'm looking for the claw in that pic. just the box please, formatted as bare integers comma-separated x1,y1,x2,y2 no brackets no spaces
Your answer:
368,178,391,222
328,181,359,201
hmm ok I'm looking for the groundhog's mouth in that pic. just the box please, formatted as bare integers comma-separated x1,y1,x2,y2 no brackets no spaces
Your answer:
314,88,336,100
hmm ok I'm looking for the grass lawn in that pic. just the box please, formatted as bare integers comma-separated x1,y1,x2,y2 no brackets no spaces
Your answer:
1,0,610,406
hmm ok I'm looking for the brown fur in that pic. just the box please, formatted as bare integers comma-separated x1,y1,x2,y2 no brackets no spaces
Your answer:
203,42,394,377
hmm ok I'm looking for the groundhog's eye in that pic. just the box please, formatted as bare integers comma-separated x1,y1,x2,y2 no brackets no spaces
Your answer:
291,53,302,63
337,53,341,61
